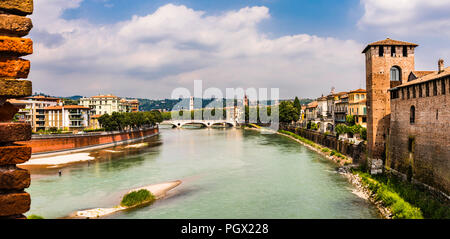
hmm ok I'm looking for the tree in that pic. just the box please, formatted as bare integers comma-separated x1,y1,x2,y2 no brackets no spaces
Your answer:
279,101,300,123
346,115,356,126
293,97,302,115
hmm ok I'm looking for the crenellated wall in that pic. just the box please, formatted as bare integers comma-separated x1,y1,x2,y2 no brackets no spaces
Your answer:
0,0,33,219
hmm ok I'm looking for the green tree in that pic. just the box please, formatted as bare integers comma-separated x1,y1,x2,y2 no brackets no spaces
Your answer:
293,97,302,115
279,101,300,123
346,115,356,126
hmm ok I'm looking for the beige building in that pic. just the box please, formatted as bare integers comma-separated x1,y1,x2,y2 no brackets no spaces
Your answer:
79,94,138,116
348,89,367,128
44,105,90,132
8,96,61,132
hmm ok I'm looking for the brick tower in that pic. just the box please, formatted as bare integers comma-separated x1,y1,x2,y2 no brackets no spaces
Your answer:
0,0,34,219
362,38,418,171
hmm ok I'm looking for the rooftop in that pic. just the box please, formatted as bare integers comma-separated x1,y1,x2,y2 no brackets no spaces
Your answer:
362,38,418,53
45,105,90,110
393,66,450,89
349,89,367,94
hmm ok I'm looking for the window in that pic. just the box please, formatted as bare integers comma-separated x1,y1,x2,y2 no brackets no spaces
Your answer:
426,83,430,97
412,86,416,98
410,106,415,124
355,94,360,100
407,87,410,99
419,84,423,97
403,46,408,57
390,66,401,81
408,137,415,153
433,81,437,96
379,46,384,57
391,46,396,57
442,79,446,95
436,109,439,120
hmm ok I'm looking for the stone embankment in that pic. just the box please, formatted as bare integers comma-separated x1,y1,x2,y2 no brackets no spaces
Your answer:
0,0,34,219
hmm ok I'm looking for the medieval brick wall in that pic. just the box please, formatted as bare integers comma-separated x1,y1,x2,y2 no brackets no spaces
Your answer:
389,77,450,195
365,45,415,160
0,0,33,219
280,124,367,164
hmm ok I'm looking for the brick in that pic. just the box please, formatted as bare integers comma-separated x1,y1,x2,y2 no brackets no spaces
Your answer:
0,0,33,16
0,79,32,98
0,36,32,56
0,14,32,37
0,166,30,189
0,122,31,143
0,191,30,216
0,102,18,122
0,144,31,165
0,57,30,78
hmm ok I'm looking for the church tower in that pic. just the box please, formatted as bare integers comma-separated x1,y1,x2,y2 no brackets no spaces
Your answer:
363,38,418,164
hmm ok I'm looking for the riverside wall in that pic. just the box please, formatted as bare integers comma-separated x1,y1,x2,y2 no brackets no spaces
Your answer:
18,127,159,154
280,124,367,165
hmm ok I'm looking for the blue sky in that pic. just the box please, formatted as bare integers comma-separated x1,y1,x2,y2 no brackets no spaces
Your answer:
29,0,450,99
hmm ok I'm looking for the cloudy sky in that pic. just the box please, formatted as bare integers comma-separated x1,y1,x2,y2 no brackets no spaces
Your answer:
27,0,450,99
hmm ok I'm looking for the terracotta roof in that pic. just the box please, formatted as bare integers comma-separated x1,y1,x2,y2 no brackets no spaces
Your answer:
393,67,450,89
411,71,434,78
44,105,90,110
362,38,418,53
317,96,327,101
349,89,367,94
90,95,119,99
90,114,102,118
306,101,318,108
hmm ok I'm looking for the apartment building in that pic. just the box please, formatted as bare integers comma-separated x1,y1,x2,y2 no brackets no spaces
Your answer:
8,96,61,132
79,94,139,115
348,89,367,127
44,105,90,132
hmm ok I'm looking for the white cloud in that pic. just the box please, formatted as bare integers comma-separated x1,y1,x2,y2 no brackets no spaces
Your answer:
358,0,450,37
28,2,364,99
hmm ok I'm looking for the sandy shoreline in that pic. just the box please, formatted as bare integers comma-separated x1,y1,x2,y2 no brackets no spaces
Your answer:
74,180,182,219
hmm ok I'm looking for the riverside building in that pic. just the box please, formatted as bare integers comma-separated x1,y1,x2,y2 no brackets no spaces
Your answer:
79,94,139,115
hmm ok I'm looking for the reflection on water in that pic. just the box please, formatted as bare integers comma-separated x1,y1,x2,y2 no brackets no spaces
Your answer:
26,128,380,219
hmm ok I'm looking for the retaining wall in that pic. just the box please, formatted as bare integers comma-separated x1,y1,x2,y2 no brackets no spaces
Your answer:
18,127,159,154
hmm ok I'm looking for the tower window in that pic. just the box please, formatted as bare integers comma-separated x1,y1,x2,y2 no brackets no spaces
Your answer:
407,87,410,99
379,46,384,57
410,106,415,124
419,84,422,97
442,79,446,95
391,46,396,57
426,83,430,97
403,46,408,57
390,66,401,82
436,109,439,120
412,86,416,98
433,81,437,96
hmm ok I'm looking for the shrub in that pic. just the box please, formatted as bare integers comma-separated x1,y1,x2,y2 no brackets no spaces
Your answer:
356,172,424,219
27,214,44,219
321,148,330,153
120,189,155,207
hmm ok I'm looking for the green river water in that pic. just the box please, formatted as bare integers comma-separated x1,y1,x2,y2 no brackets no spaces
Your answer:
24,128,380,219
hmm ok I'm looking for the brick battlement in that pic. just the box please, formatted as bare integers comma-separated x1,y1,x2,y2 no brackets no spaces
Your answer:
0,0,34,219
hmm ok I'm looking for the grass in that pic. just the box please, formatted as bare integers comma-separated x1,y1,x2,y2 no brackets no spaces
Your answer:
278,130,318,148
356,170,450,219
27,214,44,219
120,189,156,207
353,170,445,219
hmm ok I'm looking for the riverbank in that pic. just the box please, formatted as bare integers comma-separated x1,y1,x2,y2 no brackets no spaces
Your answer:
246,126,389,218
273,128,449,219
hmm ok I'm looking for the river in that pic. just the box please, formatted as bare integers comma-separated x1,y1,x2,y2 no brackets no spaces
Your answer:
24,128,380,219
